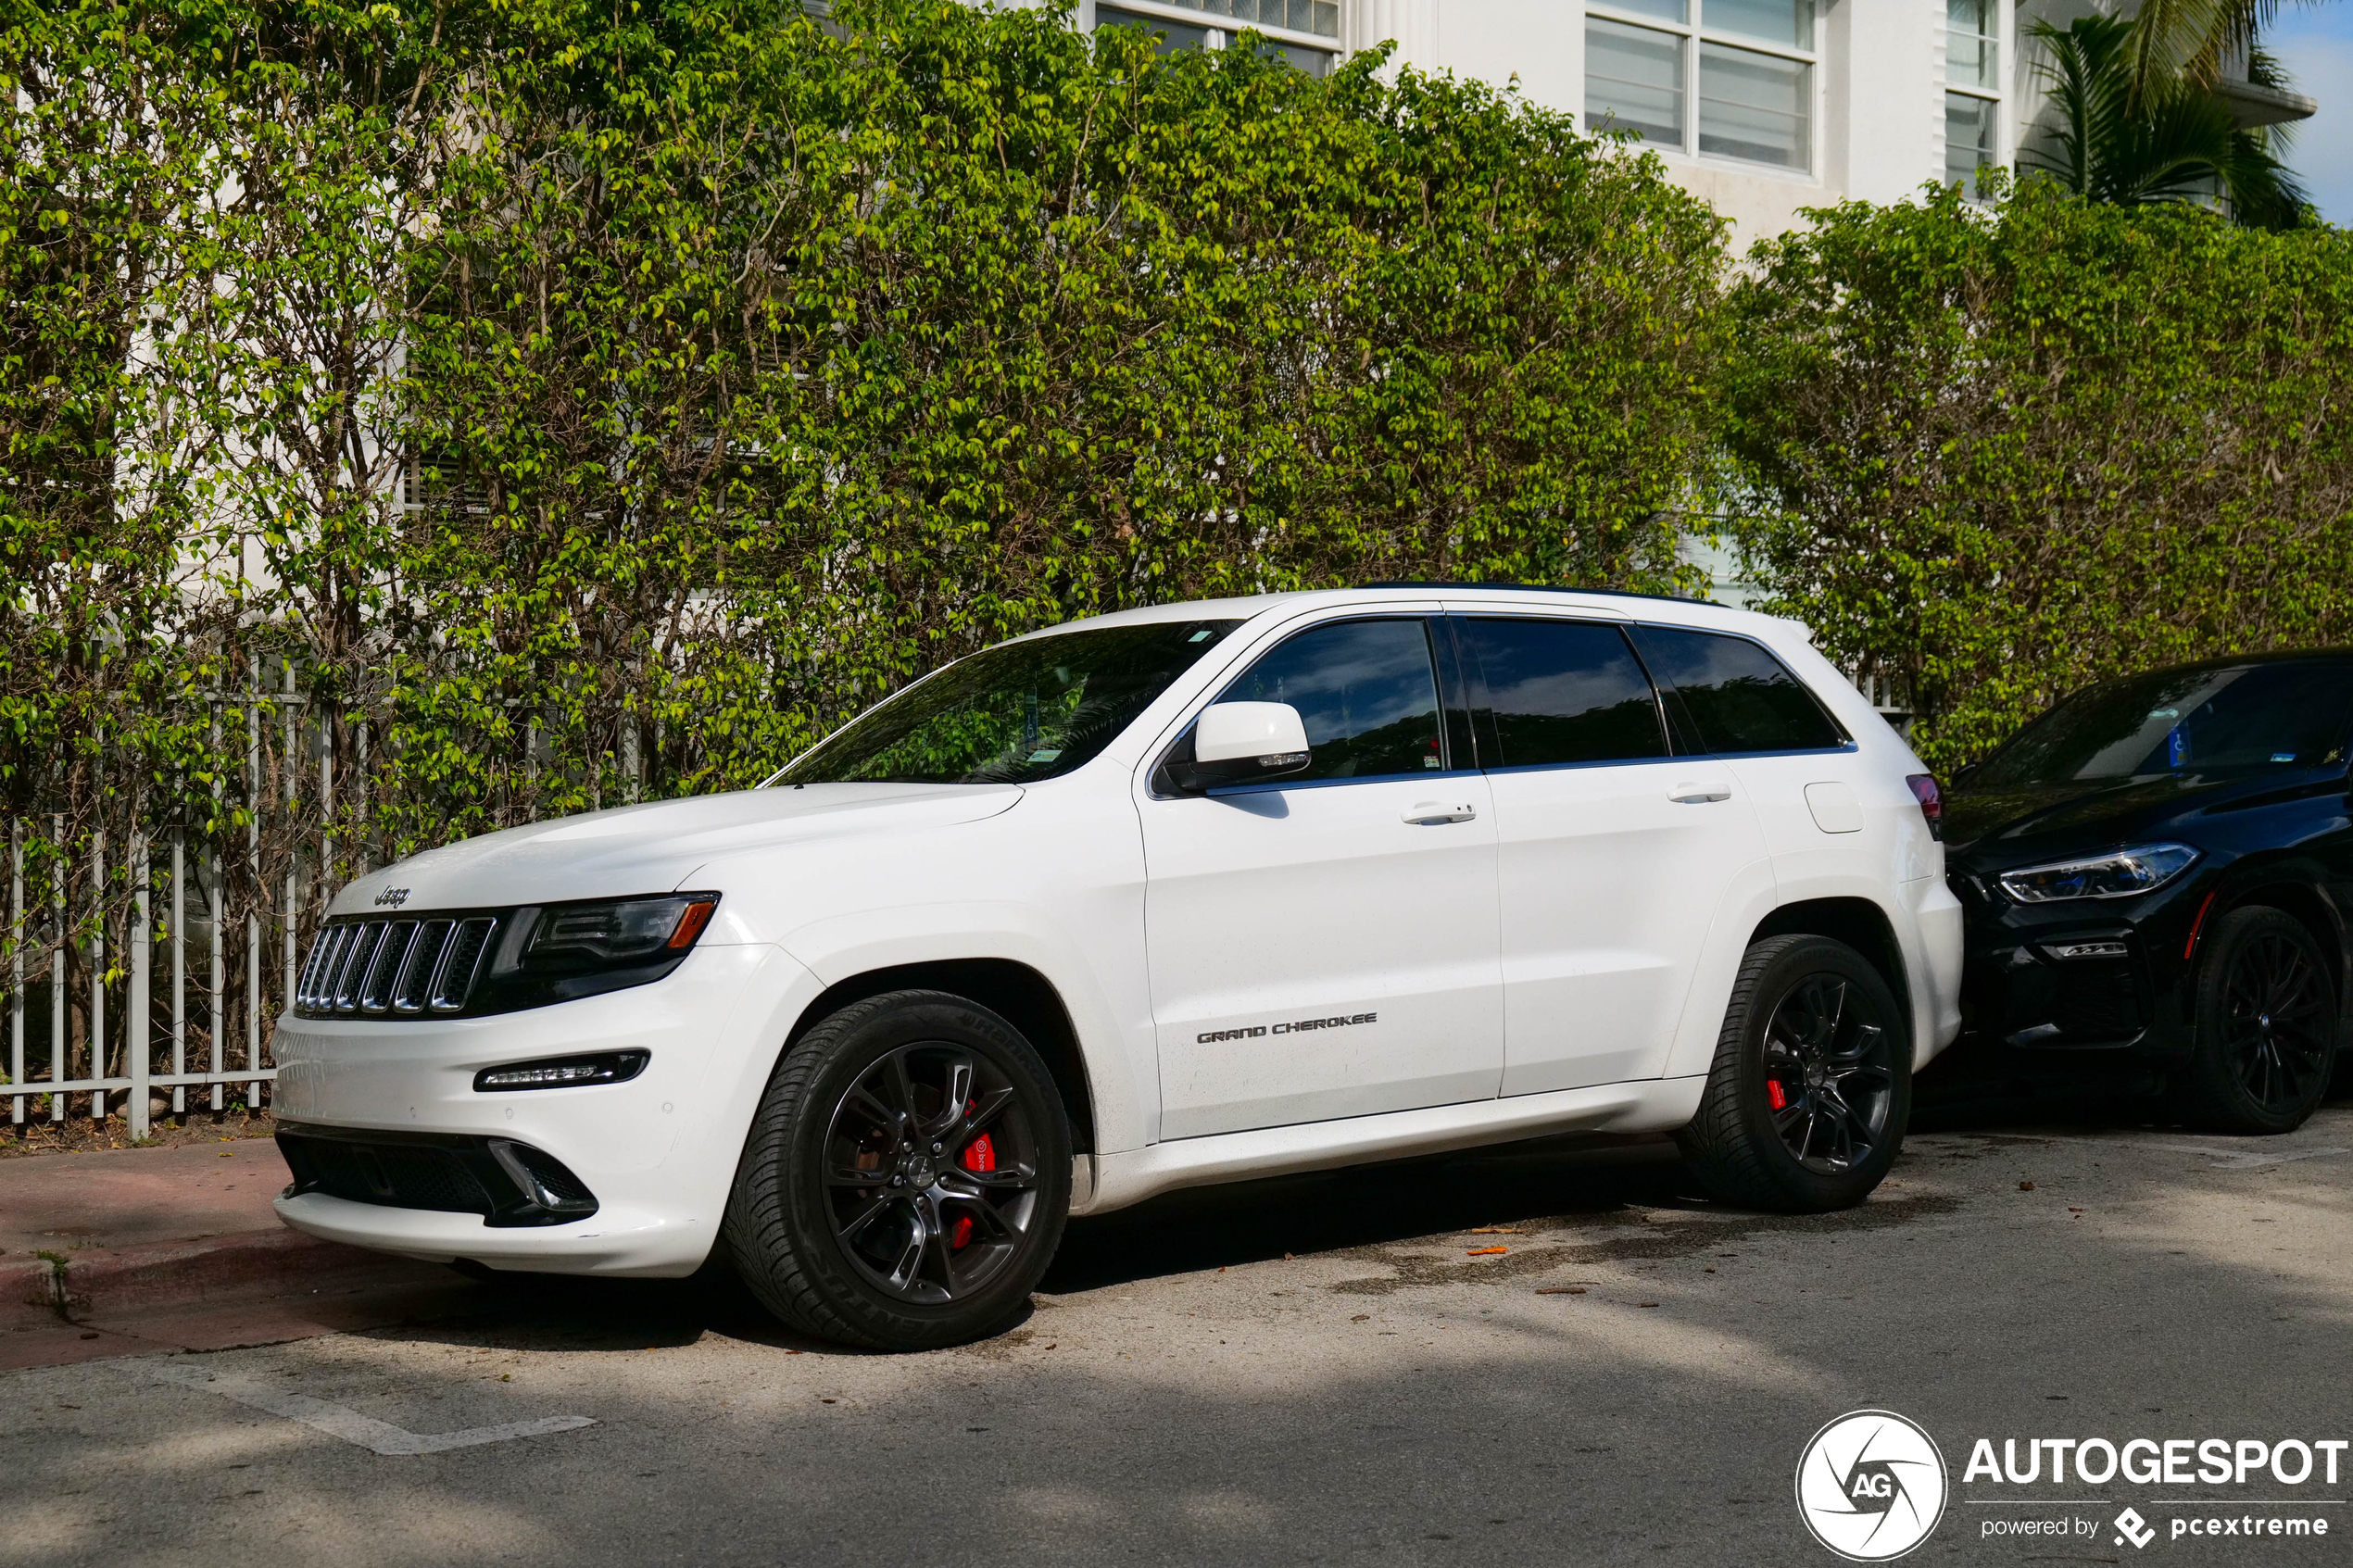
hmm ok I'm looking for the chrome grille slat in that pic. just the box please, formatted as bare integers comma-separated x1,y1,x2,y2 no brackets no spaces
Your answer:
333,922,385,1012
430,918,497,1012
392,919,455,1012
359,921,418,1013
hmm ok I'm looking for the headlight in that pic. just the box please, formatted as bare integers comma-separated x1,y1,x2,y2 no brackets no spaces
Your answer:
527,895,717,962
1996,845,2199,904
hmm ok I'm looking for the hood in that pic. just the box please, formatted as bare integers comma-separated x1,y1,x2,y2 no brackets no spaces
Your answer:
330,783,1024,916
1944,769,2337,867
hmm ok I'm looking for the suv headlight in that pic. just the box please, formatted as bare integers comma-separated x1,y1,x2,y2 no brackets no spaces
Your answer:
1996,845,2199,904
527,895,717,963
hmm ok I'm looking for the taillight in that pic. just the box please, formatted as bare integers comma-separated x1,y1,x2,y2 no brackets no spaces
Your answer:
1905,774,1943,841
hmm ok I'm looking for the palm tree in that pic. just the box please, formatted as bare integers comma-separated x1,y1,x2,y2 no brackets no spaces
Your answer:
2022,11,2309,229
2125,0,2332,110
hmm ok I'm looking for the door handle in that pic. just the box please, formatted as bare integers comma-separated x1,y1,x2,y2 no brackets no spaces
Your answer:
1668,783,1731,804
1402,801,1478,824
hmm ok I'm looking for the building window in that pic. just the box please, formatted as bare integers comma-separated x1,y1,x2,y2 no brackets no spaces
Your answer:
1944,0,2002,193
1585,1,1817,172
1094,0,1339,75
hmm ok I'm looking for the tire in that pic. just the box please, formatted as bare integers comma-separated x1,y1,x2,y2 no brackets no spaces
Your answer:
2177,906,2336,1135
1676,935,1912,1213
723,989,1073,1350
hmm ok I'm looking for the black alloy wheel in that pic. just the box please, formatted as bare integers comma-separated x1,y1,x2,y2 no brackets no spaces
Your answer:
823,1043,1043,1305
1760,972,1899,1175
724,990,1071,1350
2182,906,2336,1135
1679,935,1912,1212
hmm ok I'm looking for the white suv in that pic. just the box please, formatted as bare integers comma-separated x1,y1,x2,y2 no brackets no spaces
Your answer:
272,586,1963,1348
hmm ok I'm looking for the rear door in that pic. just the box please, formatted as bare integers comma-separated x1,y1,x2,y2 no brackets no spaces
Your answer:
1453,614,1771,1095
1139,613,1504,1139
1624,625,1869,900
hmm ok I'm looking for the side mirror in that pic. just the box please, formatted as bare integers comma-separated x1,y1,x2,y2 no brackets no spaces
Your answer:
1168,702,1312,794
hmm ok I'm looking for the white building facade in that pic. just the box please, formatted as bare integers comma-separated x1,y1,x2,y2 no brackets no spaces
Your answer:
1076,1,2314,246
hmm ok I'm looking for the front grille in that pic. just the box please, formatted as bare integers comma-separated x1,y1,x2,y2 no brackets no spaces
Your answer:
296,914,498,1017
277,1125,599,1227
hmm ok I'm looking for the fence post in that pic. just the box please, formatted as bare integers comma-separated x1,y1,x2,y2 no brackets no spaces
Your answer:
130,832,149,1140
49,814,63,1123
171,832,185,1116
8,820,21,1126
247,692,262,1110
89,828,105,1125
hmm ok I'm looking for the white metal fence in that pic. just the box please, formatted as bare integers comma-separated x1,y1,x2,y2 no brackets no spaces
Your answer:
3,671,378,1138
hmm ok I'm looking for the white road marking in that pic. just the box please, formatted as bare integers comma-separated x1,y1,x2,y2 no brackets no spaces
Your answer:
2149,1144,2349,1172
154,1365,596,1455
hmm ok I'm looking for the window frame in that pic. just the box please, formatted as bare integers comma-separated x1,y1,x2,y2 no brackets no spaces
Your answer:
1583,0,1823,179
1628,622,1856,759
1150,613,1471,797
1943,0,2006,196
1088,0,1340,70
1449,613,1680,775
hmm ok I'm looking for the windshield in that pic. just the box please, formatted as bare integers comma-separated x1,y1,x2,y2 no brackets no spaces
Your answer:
770,620,1245,785
1967,661,2353,788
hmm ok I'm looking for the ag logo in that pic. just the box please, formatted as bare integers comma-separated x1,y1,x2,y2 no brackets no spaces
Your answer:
1794,1410,1948,1562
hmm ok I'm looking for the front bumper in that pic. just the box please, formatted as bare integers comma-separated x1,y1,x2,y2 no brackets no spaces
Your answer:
269,942,819,1276
1948,871,2204,1062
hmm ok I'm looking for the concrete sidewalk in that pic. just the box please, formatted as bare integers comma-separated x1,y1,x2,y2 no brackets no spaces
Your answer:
2,1138,489,1370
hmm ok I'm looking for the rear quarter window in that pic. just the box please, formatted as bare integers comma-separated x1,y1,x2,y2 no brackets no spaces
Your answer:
1629,625,1848,755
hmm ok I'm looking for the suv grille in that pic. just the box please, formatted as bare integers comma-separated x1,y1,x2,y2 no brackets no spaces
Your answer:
296,915,498,1017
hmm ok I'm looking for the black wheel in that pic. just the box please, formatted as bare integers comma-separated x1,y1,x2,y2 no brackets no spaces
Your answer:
2180,907,2335,1135
723,989,1072,1350
1677,935,1911,1213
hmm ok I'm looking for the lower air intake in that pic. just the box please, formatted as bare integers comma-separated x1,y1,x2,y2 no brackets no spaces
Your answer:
277,1125,599,1227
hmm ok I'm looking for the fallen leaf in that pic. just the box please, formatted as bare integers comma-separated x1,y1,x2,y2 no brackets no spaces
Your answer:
1535,1287,1586,1296
2019,1181,2035,1191
218,1151,233,1159
1466,1246,1507,1256
2068,1207,2084,1213
821,1398,837,1404
1638,1302,1659,1309
1351,1313,1370,1323
1468,1226,1521,1235
1283,1252,1295,1260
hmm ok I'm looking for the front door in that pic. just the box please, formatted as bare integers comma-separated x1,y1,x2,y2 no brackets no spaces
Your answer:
1452,613,1772,1096
1140,614,1504,1140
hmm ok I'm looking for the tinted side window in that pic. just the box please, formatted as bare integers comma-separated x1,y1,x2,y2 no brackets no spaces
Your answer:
1460,618,1667,767
1629,626,1846,754
1222,619,1444,781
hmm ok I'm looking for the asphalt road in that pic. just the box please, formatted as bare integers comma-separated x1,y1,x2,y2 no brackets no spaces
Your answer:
6,1090,2351,1568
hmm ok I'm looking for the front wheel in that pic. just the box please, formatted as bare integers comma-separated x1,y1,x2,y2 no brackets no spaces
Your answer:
724,989,1072,1350
2178,906,2335,1135
1677,935,1911,1212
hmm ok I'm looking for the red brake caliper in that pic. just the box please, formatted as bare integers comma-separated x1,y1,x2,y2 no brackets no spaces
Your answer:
950,1104,995,1249
1766,1079,1788,1110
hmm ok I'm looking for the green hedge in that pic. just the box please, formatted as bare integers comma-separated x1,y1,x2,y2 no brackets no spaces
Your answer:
1,0,1724,857
1718,180,2353,774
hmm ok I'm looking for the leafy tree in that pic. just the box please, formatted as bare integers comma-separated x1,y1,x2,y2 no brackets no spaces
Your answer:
1718,181,2353,773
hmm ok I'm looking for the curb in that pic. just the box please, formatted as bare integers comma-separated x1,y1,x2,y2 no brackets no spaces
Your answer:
6,1226,470,1362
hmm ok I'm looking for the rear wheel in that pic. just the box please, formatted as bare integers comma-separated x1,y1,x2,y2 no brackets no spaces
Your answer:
1678,935,1911,1212
724,989,1071,1350
2180,907,2335,1135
